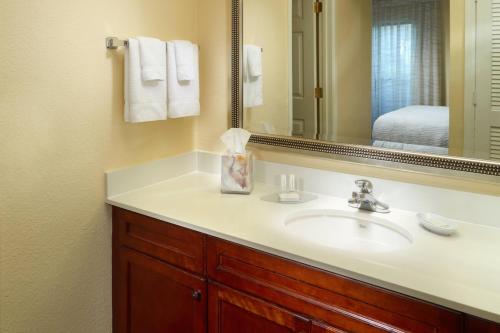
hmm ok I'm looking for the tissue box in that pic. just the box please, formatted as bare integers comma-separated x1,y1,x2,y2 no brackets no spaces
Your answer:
221,153,253,194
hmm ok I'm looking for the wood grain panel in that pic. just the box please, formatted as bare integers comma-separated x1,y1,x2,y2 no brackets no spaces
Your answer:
209,282,311,333
115,247,206,333
113,207,205,274
207,237,462,333
465,315,500,332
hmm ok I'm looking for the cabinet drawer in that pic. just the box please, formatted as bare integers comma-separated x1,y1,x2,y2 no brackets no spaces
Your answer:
207,237,462,333
209,282,311,333
113,207,205,274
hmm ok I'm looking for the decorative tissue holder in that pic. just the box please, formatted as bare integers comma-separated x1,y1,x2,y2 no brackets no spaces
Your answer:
221,153,253,194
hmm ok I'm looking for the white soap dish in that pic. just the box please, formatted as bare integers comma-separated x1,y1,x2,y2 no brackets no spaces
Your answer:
417,213,459,236
261,192,317,205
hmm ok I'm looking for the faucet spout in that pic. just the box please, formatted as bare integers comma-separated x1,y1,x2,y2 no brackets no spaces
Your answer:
348,180,390,214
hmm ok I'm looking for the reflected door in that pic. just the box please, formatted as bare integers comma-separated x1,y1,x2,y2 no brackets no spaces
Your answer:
474,0,500,160
292,0,316,138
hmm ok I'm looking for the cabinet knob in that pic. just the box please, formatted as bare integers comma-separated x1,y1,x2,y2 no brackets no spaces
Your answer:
192,290,202,301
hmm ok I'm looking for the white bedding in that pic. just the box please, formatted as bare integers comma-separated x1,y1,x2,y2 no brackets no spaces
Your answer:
372,105,449,148
373,140,449,155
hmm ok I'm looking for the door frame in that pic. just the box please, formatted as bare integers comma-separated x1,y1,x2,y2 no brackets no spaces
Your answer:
464,0,477,157
321,0,337,142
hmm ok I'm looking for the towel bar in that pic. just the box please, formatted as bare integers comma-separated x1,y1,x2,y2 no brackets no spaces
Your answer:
105,37,204,51
105,36,261,52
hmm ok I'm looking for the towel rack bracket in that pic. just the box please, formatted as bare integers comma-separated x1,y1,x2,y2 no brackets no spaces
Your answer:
106,37,128,50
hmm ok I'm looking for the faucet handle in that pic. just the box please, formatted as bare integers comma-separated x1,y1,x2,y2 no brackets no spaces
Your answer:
348,192,361,208
354,179,373,194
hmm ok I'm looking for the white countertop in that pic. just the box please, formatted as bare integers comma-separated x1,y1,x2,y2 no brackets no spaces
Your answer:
106,171,500,322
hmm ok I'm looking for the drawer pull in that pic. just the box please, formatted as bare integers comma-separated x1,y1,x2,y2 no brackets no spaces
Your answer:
192,290,202,301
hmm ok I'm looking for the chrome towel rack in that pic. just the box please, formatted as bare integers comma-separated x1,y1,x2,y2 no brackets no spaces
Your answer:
106,37,128,49
105,36,258,52
105,36,204,51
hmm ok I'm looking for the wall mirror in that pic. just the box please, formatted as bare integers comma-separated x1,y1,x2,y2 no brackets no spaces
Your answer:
231,0,500,176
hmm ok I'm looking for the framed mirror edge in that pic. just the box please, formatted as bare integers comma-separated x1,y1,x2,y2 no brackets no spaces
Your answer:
230,0,500,178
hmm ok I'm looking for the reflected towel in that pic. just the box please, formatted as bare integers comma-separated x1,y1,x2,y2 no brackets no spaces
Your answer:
243,45,263,108
245,44,262,77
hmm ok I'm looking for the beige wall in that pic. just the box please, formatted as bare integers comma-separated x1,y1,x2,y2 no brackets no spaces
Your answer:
333,0,372,145
197,0,499,196
242,0,290,135
0,0,199,332
198,0,231,152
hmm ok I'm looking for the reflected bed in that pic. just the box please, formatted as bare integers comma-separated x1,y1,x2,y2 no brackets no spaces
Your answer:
372,105,449,155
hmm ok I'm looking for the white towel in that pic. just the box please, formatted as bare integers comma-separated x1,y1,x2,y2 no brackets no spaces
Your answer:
245,44,262,77
243,45,263,108
166,41,200,118
137,37,166,82
124,38,167,123
173,40,195,81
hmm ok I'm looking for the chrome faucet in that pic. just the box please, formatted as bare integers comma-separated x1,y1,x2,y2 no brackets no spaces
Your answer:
348,180,390,213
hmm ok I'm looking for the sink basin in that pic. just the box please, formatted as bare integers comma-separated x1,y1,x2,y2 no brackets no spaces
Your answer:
284,209,412,253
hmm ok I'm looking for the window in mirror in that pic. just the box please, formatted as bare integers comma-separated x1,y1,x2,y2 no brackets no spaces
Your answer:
372,21,415,124
371,0,449,155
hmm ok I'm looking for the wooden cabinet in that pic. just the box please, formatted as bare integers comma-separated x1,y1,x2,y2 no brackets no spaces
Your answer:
311,322,347,333
115,247,206,333
465,316,500,333
112,208,207,333
206,237,462,333
113,208,205,275
112,207,500,333
208,283,311,333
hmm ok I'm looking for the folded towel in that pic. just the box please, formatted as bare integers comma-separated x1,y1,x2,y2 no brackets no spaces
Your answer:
173,40,195,81
137,37,166,82
243,45,263,108
244,44,262,77
124,38,167,123
166,41,200,118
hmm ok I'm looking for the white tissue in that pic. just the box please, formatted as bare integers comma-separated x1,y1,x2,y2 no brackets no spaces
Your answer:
220,128,251,155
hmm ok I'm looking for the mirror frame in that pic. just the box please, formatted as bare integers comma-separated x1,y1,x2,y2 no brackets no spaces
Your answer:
231,0,500,177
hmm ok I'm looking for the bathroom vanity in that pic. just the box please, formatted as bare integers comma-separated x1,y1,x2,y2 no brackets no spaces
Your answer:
112,206,499,333
106,156,500,333
107,0,500,330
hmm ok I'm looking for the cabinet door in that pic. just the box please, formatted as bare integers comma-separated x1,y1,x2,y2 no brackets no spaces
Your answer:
115,247,206,333
208,283,311,333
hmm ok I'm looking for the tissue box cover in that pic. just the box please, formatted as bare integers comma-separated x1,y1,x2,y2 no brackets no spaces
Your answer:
221,153,253,194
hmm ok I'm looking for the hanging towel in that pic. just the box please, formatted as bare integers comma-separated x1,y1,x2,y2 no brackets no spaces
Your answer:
137,37,166,82
173,40,195,81
166,41,200,118
243,44,263,108
246,44,263,77
124,38,167,123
